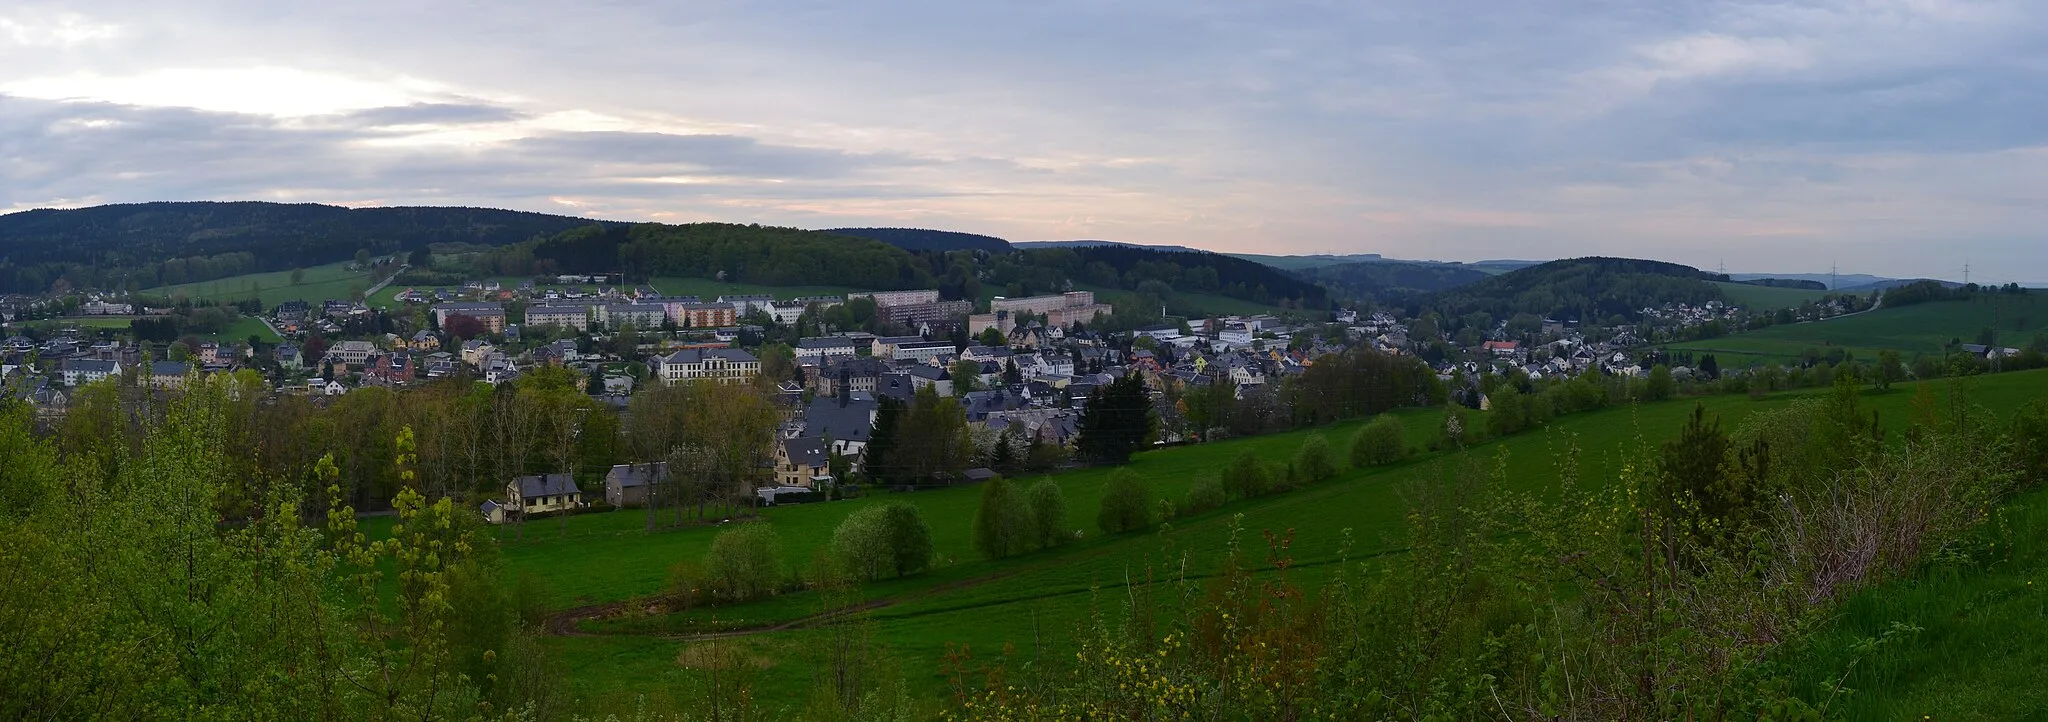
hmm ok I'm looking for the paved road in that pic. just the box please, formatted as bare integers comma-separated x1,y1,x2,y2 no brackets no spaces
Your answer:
362,263,409,305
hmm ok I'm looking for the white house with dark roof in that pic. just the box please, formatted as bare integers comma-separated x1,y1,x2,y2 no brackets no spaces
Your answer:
507,473,581,516
795,336,861,361
62,359,121,387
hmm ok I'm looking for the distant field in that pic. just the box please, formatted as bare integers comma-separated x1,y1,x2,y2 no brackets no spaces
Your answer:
217,316,281,343
146,262,376,307
1670,294,2048,366
1713,280,1835,311
359,369,2048,714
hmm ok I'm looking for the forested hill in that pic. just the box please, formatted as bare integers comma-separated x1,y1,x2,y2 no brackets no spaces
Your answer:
1426,257,1726,322
514,223,939,290
1017,244,1330,310
825,227,1013,253
0,201,609,293
1303,260,1491,298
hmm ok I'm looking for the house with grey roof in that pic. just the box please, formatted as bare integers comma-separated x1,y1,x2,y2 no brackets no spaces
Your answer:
604,462,667,507
506,473,581,517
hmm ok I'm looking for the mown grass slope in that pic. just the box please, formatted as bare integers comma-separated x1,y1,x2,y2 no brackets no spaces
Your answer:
145,261,377,307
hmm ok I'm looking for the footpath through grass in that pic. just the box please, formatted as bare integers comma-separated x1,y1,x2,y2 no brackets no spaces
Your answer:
506,370,2048,713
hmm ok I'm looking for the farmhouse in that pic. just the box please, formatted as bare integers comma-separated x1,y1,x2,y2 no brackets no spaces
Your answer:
507,473,581,516
603,462,667,507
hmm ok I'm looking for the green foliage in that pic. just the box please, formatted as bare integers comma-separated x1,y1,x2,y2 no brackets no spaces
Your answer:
971,476,1036,559
1349,414,1409,467
704,523,784,603
1291,434,1337,483
1183,477,1227,515
1096,469,1154,534
1284,347,1444,426
832,502,934,581
1220,448,1273,500
2012,399,2048,489
1876,349,1905,390
1025,478,1070,549
1076,373,1156,464
1646,363,1677,401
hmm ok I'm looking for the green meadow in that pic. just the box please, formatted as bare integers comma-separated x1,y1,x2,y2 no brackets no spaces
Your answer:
1670,294,2048,367
373,369,2048,713
145,261,379,307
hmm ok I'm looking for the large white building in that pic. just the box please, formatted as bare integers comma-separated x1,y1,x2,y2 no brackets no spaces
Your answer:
652,348,761,385
848,289,941,308
525,305,591,331
991,291,1095,316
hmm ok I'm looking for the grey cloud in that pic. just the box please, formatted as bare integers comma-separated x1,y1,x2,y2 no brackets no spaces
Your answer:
343,102,528,126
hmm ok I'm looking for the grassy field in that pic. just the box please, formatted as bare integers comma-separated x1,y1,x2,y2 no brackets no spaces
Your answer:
1713,280,1834,310
378,369,2048,714
1785,484,2048,718
146,262,378,307
1670,295,2048,367
370,276,867,309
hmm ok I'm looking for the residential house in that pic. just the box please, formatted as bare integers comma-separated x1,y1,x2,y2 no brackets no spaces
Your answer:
461,339,496,369
1484,340,1521,358
1,336,34,355
651,348,760,385
603,462,667,507
62,359,121,387
506,473,581,517
801,390,878,464
795,336,861,361
326,340,377,367
275,342,302,369
718,294,776,316
991,291,1095,316
892,340,955,363
905,364,953,396
432,302,508,333
525,305,591,331
814,356,888,396
275,300,310,323
768,301,810,326
149,361,191,390
774,437,831,488
679,303,738,329
598,303,667,329
407,329,441,351
362,353,414,387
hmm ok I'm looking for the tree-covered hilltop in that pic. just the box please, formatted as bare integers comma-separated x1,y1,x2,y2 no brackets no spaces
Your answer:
1302,259,1492,299
1425,256,1727,322
988,244,1330,311
825,227,1014,253
0,201,609,293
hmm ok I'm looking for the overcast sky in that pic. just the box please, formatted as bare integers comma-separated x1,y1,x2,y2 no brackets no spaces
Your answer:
3,1,2044,281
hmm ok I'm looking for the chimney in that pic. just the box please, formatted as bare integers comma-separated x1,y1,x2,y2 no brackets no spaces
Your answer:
839,365,851,408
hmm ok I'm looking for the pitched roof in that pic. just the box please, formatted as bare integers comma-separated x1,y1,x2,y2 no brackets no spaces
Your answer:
512,473,578,498
782,437,828,467
606,462,668,488
803,392,878,444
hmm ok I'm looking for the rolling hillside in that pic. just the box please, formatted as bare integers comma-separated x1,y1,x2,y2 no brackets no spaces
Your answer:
1428,256,1725,322
1669,293,2048,365
0,201,609,293
391,370,2048,714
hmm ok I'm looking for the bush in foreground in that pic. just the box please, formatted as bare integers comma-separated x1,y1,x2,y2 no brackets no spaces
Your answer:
1351,414,1409,467
1097,469,1154,534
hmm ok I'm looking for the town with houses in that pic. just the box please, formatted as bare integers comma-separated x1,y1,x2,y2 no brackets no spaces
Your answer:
0,278,1892,517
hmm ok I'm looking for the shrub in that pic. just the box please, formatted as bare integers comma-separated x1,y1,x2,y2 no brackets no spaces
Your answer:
1026,478,1070,548
881,502,934,576
1292,434,1337,483
1096,469,1154,534
703,523,782,603
1351,414,1409,467
972,476,1036,559
2012,399,2048,489
1183,477,1227,514
831,506,893,581
1221,449,1273,499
